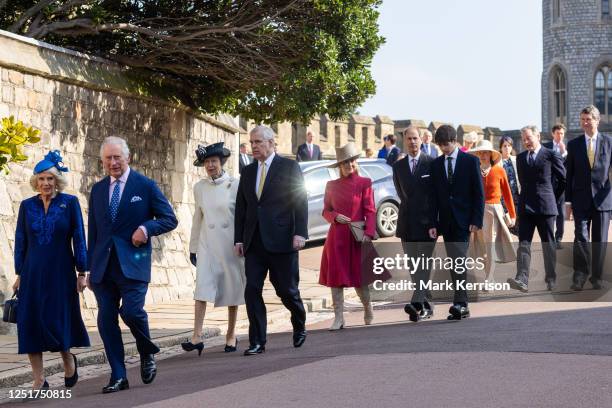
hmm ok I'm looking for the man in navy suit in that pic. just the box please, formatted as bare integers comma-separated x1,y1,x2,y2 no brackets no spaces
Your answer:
420,130,439,158
235,125,308,355
566,105,612,291
393,126,436,322
87,136,178,393
296,131,323,161
238,143,253,174
542,123,568,248
429,125,484,321
507,126,566,292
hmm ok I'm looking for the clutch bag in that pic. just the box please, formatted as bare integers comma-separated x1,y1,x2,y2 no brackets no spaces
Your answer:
349,221,379,242
2,291,18,324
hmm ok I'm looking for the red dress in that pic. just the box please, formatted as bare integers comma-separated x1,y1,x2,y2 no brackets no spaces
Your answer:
319,172,376,287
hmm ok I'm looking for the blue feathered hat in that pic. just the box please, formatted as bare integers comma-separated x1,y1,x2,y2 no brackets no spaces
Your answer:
33,150,69,174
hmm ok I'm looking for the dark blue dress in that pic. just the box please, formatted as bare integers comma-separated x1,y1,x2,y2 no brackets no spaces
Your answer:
14,193,90,354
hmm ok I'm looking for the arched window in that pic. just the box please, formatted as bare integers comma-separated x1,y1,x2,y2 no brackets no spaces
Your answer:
553,0,561,23
552,68,567,125
595,64,611,122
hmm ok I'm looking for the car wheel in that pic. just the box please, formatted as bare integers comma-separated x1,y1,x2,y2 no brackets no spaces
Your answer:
377,201,398,237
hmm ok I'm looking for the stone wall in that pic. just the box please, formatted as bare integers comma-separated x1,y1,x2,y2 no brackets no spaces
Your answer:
0,30,239,325
542,0,612,133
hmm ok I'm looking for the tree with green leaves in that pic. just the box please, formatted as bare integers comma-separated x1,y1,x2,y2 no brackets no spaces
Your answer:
0,0,384,123
0,116,41,173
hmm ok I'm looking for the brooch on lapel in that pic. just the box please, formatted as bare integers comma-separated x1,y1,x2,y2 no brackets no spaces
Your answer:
130,196,142,203
59,203,67,208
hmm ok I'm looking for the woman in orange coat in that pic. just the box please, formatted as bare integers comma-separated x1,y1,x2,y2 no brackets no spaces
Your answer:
319,143,376,330
468,140,517,286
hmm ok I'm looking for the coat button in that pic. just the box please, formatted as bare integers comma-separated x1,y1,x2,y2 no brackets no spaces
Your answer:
221,222,229,228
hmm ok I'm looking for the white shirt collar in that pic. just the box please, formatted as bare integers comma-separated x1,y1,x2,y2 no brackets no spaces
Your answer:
445,147,459,160
260,152,275,168
530,145,542,157
111,166,130,184
585,132,599,142
408,151,421,161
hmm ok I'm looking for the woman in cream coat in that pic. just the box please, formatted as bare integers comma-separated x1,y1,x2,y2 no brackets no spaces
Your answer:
183,142,246,355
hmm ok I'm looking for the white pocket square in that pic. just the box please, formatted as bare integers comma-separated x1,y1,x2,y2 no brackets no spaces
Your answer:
130,196,142,203
421,174,430,178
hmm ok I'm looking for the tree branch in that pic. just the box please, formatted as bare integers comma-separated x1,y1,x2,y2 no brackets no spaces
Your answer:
8,0,56,33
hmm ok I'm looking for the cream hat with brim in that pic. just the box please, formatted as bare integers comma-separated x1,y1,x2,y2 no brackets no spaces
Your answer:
469,139,502,165
328,142,361,168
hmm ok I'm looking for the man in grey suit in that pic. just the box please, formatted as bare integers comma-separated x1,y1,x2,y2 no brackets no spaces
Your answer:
565,105,612,290
392,126,435,322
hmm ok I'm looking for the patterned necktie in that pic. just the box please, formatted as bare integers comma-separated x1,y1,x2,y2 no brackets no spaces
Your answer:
588,138,595,168
257,162,267,199
529,151,535,166
110,181,121,222
446,156,453,184
411,158,417,173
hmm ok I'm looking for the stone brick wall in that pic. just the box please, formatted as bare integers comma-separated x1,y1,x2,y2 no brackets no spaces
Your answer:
0,31,239,327
542,0,612,133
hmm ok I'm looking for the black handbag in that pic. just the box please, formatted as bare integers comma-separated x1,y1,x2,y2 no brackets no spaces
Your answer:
2,290,18,324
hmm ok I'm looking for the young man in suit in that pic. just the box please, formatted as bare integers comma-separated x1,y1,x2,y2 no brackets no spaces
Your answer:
393,126,436,322
87,136,178,393
429,125,484,321
507,126,566,292
238,143,252,174
542,123,568,248
296,131,323,162
235,125,308,355
565,105,612,291
420,129,439,159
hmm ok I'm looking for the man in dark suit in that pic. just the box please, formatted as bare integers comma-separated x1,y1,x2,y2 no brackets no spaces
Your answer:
393,126,435,322
429,125,484,321
420,129,439,158
235,125,308,355
238,143,252,174
296,130,323,162
566,105,612,291
507,126,566,292
88,136,178,393
542,123,568,248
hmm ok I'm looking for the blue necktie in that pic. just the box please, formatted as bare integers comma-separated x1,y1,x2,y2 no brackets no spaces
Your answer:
110,181,121,222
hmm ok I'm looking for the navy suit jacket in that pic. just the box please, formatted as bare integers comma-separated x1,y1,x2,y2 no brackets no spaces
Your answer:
87,169,178,283
420,144,439,159
565,133,612,212
235,155,308,253
430,150,484,235
296,143,323,161
516,147,566,216
392,154,435,241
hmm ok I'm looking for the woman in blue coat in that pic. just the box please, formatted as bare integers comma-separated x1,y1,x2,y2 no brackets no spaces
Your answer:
12,150,90,390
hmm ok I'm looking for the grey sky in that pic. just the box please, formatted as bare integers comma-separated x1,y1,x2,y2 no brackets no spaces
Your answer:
358,0,543,131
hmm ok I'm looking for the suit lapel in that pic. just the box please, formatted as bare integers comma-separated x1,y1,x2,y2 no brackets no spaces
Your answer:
260,155,280,201
100,176,111,221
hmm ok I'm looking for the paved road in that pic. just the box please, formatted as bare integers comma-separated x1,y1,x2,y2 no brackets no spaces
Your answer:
8,302,612,408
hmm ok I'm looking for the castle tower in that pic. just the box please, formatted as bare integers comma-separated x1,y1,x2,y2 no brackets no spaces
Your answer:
542,0,612,134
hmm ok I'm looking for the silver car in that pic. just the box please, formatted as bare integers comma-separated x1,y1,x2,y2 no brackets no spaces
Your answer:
300,159,400,241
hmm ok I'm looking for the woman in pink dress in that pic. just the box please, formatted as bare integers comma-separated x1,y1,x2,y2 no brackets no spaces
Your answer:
319,143,377,330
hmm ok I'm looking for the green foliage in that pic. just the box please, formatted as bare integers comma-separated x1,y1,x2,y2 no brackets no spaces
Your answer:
0,116,41,174
0,0,385,123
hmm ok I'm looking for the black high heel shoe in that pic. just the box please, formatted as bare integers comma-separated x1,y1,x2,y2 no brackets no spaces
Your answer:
181,341,204,356
22,380,49,402
224,339,238,353
65,353,78,388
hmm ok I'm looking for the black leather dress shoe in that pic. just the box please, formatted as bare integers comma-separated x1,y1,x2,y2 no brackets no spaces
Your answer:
102,378,129,394
570,282,584,291
404,304,420,322
140,354,157,384
507,277,528,293
243,344,265,356
591,280,604,290
546,280,556,291
447,304,469,321
293,331,307,348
